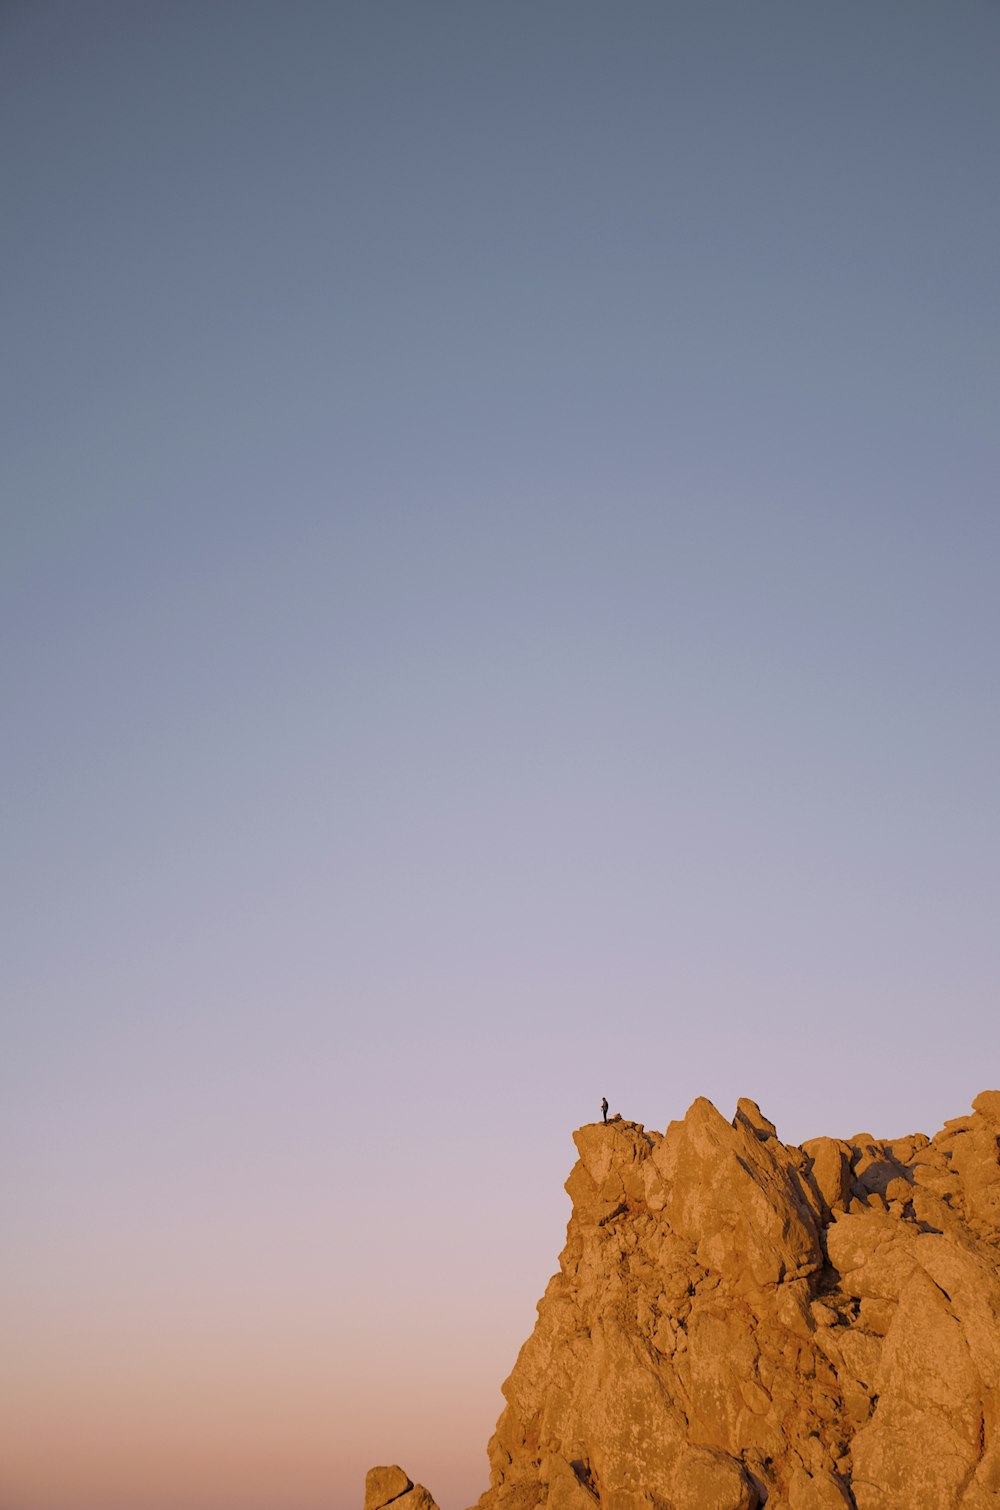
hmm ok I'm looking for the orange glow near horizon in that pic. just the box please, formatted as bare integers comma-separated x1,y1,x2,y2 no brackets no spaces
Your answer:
3,1292,512,1510
5,1362,499,1510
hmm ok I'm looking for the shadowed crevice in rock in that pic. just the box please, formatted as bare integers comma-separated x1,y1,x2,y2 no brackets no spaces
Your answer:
366,1090,1000,1510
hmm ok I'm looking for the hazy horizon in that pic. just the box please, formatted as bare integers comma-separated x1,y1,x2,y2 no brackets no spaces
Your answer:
4,3,1000,1507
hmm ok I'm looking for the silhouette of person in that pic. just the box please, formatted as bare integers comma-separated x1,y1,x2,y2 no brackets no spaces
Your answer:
601,1097,608,1124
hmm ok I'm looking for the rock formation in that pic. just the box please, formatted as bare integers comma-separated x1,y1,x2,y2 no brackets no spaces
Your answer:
365,1464,440,1510
368,1092,1000,1508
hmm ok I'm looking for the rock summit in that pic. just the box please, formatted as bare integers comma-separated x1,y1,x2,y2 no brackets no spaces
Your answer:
370,1092,1000,1508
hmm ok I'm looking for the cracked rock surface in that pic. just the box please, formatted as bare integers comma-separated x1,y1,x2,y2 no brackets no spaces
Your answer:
370,1092,1000,1509
365,1465,440,1510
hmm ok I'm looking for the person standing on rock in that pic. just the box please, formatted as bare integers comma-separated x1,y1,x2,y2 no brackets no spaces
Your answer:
601,1097,608,1124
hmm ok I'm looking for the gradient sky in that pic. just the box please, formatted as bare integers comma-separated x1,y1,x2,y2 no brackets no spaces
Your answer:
3,3,999,1508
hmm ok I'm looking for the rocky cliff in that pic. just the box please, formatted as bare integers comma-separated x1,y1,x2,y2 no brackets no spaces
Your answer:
368,1091,1000,1509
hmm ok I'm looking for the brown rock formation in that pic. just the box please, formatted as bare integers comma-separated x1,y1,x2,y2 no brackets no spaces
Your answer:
366,1093,1000,1508
365,1465,440,1510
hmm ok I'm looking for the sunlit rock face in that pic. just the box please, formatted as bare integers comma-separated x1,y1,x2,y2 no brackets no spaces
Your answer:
367,1092,1000,1509
365,1465,440,1510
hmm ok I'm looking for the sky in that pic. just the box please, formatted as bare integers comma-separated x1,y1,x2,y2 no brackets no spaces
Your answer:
2,2,999,1507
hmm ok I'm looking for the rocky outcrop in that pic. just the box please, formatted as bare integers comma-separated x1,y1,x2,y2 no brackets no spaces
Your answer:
365,1465,439,1510
366,1093,1000,1509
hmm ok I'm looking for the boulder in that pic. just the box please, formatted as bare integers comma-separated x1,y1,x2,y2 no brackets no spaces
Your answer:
364,1467,439,1510
654,1097,822,1289
801,1136,851,1216
365,1466,412,1509
972,1089,1000,1122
